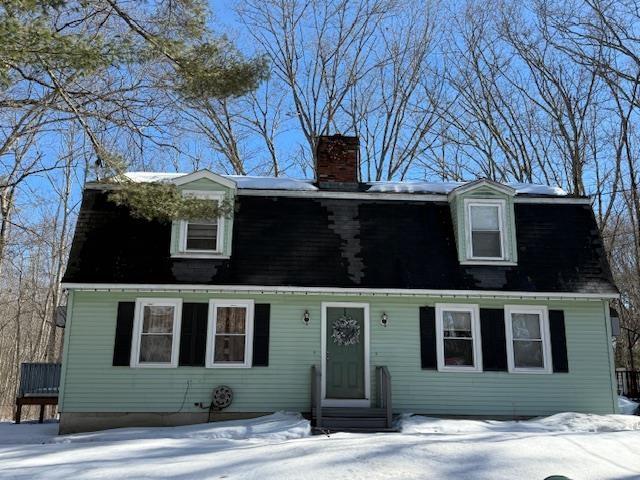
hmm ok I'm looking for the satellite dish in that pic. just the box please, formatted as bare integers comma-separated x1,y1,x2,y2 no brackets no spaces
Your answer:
55,306,67,328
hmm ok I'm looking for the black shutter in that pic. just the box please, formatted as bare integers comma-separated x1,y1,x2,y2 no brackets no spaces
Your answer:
252,304,270,367
179,303,208,367
419,306,437,369
549,310,569,373
480,308,508,371
112,302,135,366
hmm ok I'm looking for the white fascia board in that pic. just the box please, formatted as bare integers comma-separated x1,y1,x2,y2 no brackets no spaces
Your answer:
513,196,592,205
238,189,591,204
61,283,619,300
238,189,447,202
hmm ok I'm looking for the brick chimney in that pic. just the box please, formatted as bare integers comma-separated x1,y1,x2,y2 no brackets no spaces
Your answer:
315,134,360,190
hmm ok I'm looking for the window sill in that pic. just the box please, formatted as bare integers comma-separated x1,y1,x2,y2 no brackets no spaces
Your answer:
508,368,552,374
171,252,230,259
460,260,517,266
130,363,178,368
205,363,252,369
437,366,483,373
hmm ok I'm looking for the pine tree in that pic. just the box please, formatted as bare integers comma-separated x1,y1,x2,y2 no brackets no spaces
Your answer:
0,0,268,220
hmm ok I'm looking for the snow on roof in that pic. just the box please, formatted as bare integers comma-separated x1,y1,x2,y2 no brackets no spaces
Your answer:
225,175,318,191
122,172,318,191
122,172,567,196
367,180,465,194
507,182,567,196
123,172,185,183
367,180,567,196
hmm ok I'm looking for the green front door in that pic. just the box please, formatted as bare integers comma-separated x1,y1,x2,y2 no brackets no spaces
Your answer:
325,306,366,399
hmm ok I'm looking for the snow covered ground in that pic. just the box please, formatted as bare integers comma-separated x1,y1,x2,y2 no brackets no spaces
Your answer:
619,396,639,415
1,411,639,479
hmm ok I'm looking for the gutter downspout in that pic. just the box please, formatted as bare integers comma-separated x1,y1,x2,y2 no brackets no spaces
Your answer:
604,301,619,413
56,289,75,430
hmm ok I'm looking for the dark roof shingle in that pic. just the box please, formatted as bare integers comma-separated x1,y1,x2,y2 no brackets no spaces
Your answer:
62,189,617,294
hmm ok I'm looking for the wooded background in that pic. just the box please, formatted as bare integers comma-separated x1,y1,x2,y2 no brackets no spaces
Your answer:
1,0,639,417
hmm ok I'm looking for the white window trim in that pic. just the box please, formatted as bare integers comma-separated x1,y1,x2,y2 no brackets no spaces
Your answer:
435,303,483,372
176,190,226,258
130,298,182,368
504,305,552,374
464,198,508,261
206,299,254,368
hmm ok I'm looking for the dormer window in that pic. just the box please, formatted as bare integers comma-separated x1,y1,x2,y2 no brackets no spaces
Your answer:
467,200,506,260
448,179,517,266
184,212,220,252
185,218,218,251
173,189,229,259
180,190,224,254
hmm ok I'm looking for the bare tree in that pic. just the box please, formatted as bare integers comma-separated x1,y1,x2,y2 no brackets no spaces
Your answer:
238,0,399,172
181,98,248,175
530,0,640,369
345,2,444,181
239,79,290,176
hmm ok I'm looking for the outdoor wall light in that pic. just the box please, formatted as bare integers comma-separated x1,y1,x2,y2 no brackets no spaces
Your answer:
303,310,311,326
380,312,389,327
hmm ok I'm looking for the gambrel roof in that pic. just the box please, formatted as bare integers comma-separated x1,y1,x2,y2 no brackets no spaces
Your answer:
62,182,617,295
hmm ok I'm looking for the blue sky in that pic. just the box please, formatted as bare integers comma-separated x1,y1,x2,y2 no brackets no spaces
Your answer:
15,0,607,224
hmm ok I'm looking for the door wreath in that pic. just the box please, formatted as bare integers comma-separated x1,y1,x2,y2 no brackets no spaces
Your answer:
331,314,361,346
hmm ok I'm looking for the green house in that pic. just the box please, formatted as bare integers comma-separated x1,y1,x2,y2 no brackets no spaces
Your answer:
59,135,619,433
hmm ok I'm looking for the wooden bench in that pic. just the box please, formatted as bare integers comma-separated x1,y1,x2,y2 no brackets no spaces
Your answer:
14,363,61,424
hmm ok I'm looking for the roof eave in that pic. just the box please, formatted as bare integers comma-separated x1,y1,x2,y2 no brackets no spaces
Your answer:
61,282,620,300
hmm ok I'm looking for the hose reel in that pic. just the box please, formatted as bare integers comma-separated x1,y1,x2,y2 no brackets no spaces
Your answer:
212,385,233,410
206,385,233,422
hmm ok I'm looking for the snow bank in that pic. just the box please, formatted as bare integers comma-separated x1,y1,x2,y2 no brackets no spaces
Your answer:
367,180,567,196
619,396,639,415
55,412,309,445
0,412,310,446
0,421,59,445
401,412,640,435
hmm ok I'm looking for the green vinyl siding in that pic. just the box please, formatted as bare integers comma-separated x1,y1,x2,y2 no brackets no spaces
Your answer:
60,291,618,416
179,177,232,192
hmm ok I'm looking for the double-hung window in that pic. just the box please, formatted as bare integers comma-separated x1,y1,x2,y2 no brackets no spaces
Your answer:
186,219,218,251
179,190,224,256
206,300,254,368
466,200,506,260
435,304,482,372
131,298,182,367
505,305,552,373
